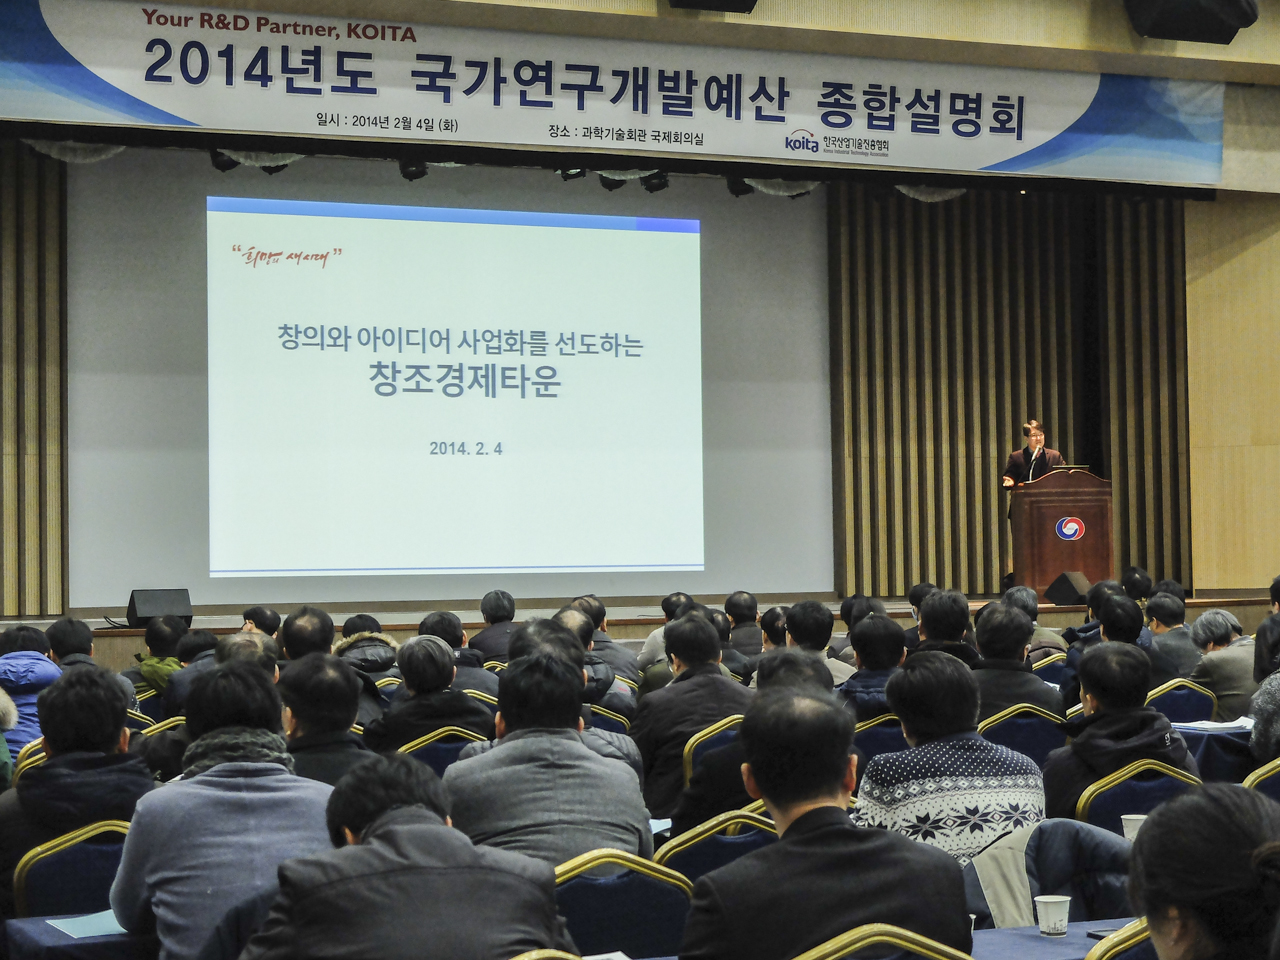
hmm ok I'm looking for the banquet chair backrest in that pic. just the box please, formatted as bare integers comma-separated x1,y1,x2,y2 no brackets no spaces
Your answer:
141,716,185,736
484,661,506,673
13,820,130,918
465,690,500,715
554,849,692,958
397,726,488,777
1083,918,1154,960
978,704,1068,769
653,811,777,882
133,687,164,722
789,922,974,960
588,705,630,734
1031,653,1068,686
853,714,909,763
14,738,43,767
11,752,46,785
1244,757,1280,802
124,709,152,731
1145,679,1216,724
1076,760,1202,835
683,715,744,787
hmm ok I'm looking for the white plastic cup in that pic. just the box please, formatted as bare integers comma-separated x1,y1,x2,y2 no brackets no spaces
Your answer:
1121,814,1147,842
1035,895,1071,937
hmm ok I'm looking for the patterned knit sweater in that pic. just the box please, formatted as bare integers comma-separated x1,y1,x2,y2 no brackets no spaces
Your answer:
852,732,1045,865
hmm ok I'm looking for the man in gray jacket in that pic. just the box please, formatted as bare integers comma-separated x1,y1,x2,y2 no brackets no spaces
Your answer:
445,654,652,866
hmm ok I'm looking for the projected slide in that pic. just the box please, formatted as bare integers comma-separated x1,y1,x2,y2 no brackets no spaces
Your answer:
206,197,703,577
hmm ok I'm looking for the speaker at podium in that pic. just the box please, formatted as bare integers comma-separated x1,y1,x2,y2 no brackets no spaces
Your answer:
1009,468,1114,602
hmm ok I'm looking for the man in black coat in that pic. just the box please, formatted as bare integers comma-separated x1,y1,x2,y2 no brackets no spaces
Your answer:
725,591,763,657
1042,643,1199,821
678,688,972,960
1145,592,1201,689
971,605,1064,722
279,653,371,786
570,595,641,686
238,755,576,960
909,589,982,668
162,631,221,718
1001,419,1065,488
468,590,519,663
419,611,499,699
629,614,753,817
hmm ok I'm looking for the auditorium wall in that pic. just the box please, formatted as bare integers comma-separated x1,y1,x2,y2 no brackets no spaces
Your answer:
64,149,834,612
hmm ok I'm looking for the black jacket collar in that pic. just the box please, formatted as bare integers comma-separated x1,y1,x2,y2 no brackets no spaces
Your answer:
672,662,723,684
973,659,1032,674
780,805,854,840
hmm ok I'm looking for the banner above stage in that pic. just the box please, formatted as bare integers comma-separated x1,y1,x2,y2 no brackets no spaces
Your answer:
1,0,1225,184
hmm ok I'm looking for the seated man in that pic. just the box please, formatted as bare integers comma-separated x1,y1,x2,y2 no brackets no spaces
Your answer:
671,650,831,838
638,592,692,671
1188,609,1257,722
1043,643,1198,820
570,595,640,686
745,606,791,689
709,608,751,680
334,624,399,686
162,629,220,718
0,625,62,761
629,613,753,817
120,614,187,694
238,755,576,960
830,595,877,665
553,607,635,721
836,614,906,720
111,662,333,958
971,605,1064,721
1002,586,1068,663
279,653,371,785
445,654,651,865
1146,592,1201,688
241,606,281,639
1060,583,1130,709
679,689,972,959
909,590,982,668
854,651,1045,863
0,668,153,916
46,616,137,707
785,600,855,683
469,590,518,662
279,606,335,663
725,591,763,657
420,610,499,698
903,582,937,653
361,637,495,753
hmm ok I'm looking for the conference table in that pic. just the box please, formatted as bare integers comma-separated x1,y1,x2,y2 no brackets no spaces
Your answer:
1171,723,1256,784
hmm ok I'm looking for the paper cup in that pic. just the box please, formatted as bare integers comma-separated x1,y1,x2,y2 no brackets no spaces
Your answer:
1035,895,1071,937
1121,814,1147,842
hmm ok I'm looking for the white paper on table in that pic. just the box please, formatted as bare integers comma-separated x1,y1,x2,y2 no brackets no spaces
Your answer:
46,910,126,939
1172,717,1255,732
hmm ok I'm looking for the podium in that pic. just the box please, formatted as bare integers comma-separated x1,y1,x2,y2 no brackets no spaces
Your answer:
1010,469,1114,600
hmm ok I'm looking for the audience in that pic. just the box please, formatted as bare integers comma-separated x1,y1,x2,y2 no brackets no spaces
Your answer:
120,615,187,694
361,637,495,753
1146,592,1200,688
162,629,220,718
1256,582,1280,682
629,612,753,817
342,614,381,638
830,594,875,664
1060,588,1138,709
279,606,335,663
46,617,137,707
1121,565,1153,607
1129,784,1280,960
333,625,399,685
671,649,831,838
444,654,652,865
0,625,61,761
553,606,635,720
1187,609,1256,722
853,651,1045,863
904,582,937,652
237,755,576,960
1042,643,1198,820
835,614,905,720
638,592,693,671
469,589,518,662
786,600,855,683
971,605,1064,721
708,607,751,679
278,653,371,785
570,595,640,685
679,689,972,959
0,668,153,916
725,591,763,657
111,661,333,959
1002,586,1068,663
745,604,791,689
420,610,499,698
911,590,982,667
240,606,281,639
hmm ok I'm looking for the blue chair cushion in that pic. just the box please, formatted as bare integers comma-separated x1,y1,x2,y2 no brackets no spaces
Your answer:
405,742,470,778
1148,689,1214,723
983,716,1068,769
856,723,909,762
690,729,739,779
662,829,776,884
1086,774,1196,835
22,838,125,918
1034,661,1068,686
556,870,689,957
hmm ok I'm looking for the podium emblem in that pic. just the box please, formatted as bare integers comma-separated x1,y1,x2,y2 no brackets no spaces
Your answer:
1055,517,1085,541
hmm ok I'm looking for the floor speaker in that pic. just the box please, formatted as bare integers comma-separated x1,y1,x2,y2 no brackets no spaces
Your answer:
1045,572,1092,607
1123,0,1257,43
667,0,759,12
126,589,194,628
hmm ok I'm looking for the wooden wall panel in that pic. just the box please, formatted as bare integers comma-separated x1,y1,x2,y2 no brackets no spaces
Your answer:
0,140,66,617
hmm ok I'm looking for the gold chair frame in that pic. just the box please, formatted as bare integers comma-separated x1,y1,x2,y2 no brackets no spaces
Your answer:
1145,678,1218,716
1075,759,1202,822
12,753,47,785
510,952,580,960
125,709,152,727
466,690,499,708
683,715,745,787
790,923,973,960
397,726,488,754
617,676,639,693
135,687,158,702
141,716,185,736
554,848,694,896
14,738,43,766
375,676,402,689
977,703,1064,734
1031,652,1067,671
1083,918,1150,960
12,819,130,918
588,704,630,732
1245,756,1280,791
653,810,776,865
854,712,903,734
350,723,364,735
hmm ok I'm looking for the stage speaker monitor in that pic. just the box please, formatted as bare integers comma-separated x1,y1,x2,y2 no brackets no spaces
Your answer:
1123,0,1256,44
126,589,193,629
1045,572,1092,607
667,0,758,12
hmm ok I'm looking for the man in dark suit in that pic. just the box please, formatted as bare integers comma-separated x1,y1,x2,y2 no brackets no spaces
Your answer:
678,689,972,960
909,590,982,668
279,653,371,786
725,591,763,657
570,595,640,686
161,631,222,717
468,590,518,663
972,605,1063,721
419,611,499,698
1146,592,1201,689
629,613,753,817
902,583,936,653
1001,418,1065,488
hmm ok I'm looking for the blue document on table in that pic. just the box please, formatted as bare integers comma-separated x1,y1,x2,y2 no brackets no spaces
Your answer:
46,911,126,939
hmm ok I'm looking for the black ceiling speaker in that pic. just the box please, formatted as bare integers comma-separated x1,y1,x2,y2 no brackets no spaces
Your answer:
1044,572,1092,607
1123,0,1256,43
126,588,194,628
668,0,758,12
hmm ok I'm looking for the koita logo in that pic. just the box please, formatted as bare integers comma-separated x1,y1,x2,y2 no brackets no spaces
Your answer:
1055,517,1086,541
785,130,819,153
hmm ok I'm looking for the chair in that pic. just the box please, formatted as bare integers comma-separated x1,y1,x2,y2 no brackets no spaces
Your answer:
790,923,973,960
375,676,402,704
509,953,580,960
617,676,639,693
466,690,499,716
134,687,165,722
588,705,630,734
1245,757,1280,802
1031,652,1068,686
12,752,47,785
1067,702,1085,718
554,849,692,957
350,723,364,737
683,715,744,787
398,726,488,777
124,709,152,731
13,820,130,918
978,704,1067,769
1077,759,1202,835
853,714,909,762
653,811,777,883
1084,918,1155,960
142,716,185,736
14,738,44,767
1145,679,1216,723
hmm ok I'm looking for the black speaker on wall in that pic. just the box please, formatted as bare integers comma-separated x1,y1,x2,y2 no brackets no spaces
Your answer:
1123,0,1257,44
1045,572,1092,607
667,0,759,12
126,589,193,628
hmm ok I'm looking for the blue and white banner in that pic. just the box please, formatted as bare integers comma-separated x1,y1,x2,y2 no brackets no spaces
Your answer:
0,0,1225,184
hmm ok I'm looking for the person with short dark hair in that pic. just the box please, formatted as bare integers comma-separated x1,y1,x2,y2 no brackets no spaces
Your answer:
444,655,651,865
241,606,281,638
237,754,576,960
46,617,137,708
0,625,61,762
419,610,499,698
971,605,1064,721
470,590,518,662
162,629,221,718
638,592,694,670
278,654,370,785
853,651,1045,863
1041,643,1197,820
911,590,982,668
786,600,855,683
342,614,381,639
743,606,792,689
830,594,877,664
570,595,640,686
216,633,280,674
1057,580,1126,710
360,637,494,754
706,607,751,680
0,667,152,917
679,691,971,960
331,626,401,724
280,606,335,661
1146,591,1201,688
1121,566,1153,605
903,583,937,653
1187,610,1256,722
836,615,906,721
1001,586,1068,663
724,591,762,657
553,607,635,721
117,614,188,698
111,662,334,959
628,613,753,816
